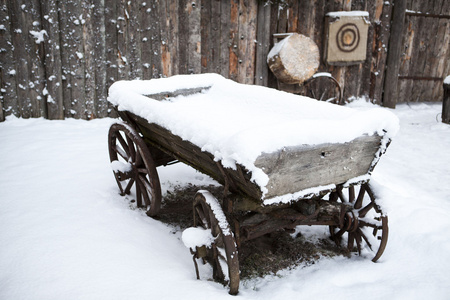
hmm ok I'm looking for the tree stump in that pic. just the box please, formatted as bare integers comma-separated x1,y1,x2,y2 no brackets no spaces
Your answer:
267,33,320,84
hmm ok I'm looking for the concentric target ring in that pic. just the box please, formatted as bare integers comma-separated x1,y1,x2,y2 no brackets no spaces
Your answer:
336,23,360,52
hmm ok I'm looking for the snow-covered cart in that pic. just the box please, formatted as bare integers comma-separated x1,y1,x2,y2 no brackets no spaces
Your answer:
107,74,398,295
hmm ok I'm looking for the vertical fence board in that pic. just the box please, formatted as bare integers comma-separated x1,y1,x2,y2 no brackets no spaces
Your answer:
116,0,130,81
92,0,108,118
219,0,230,77
160,0,170,77
167,0,179,76
210,0,221,74
370,0,392,104
200,0,211,73
188,0,201,74
228,0,239,81
150,1,162,78
140,1,153,79
254,3,271,86
82,0,96,119
237,0,257,85
177,0,188,74
0,0,18,120
104,0,118,117
58,0,87,118
41,0,63,119
7,0,43,118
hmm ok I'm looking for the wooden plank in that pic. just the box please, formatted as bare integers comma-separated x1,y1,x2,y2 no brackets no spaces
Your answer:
266,2,279,89
167,0,179,76
370,0,393,105
92,0,108,118
229,0,239,81
431,0,450,101
104,0,119,118
359,0,378,100
210,0,221,74
7,0,43,118
178,0,189,74
128,0,142,80
397,14,415,103
219,0,231,78
150,1,162,78
277,3,288,33
41,0,64,120
28,0,47,118
188,0,201,74
254,135,382,199
200,0,211,72
116,0,130,81
237,0,257,85
0,0,18,119
160,0,171,77
383,0,406,108
82,0,96,119
254,3,271,86
420,14,440,101
58,0,86,118
287,0,299,33
408,0,430,102
140,1,153,79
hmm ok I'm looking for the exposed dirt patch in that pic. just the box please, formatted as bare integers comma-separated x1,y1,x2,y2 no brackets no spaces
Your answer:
156,184,348,279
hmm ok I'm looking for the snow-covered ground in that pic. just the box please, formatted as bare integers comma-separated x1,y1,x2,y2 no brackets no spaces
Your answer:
1,101,449,299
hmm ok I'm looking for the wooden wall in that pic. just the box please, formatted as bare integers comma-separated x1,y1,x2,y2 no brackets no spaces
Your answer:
0,0,449,121
397,0,450,103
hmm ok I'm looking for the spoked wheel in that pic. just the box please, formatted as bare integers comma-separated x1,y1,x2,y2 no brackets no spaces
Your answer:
300,73,343,105
328,182,388,262
193,191,240,295
108,122,162,217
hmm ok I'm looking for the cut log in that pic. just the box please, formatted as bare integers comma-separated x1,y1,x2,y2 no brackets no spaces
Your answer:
267,33,320,84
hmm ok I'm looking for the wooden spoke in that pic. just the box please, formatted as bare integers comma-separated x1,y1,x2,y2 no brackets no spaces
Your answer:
135,178,142,208
124,178,135,195
349,186,355,203
114,145,128,161
192,191,240,295
138,177,151,207
116,132,130,159
135,148,143,166
126,135,136,161
108,123,162,217
358,228,373,251
328,182,388,262
354,185,366,209
359,202,375,218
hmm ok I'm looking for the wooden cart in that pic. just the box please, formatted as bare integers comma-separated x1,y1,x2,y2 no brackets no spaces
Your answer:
107,74,395,295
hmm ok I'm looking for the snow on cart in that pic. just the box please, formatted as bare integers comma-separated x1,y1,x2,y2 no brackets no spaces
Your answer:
107,73,399,295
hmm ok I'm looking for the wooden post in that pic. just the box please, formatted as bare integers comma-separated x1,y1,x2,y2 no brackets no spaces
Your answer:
383,0,407,108
443,78,450,124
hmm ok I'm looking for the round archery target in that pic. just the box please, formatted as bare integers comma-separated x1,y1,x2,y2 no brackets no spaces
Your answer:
336,23,360,53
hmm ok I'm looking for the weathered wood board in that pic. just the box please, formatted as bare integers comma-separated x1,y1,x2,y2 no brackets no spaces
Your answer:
254,135,381,199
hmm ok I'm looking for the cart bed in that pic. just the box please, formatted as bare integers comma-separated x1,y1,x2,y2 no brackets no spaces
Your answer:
108,74,398,203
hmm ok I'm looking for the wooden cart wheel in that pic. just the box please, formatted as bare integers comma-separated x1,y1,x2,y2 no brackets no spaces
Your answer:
300,73,343,105
108,122,161,217
193,191,240,295
328,182,388,262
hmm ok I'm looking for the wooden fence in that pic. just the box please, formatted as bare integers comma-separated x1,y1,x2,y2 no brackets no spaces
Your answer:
0,0,449,121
